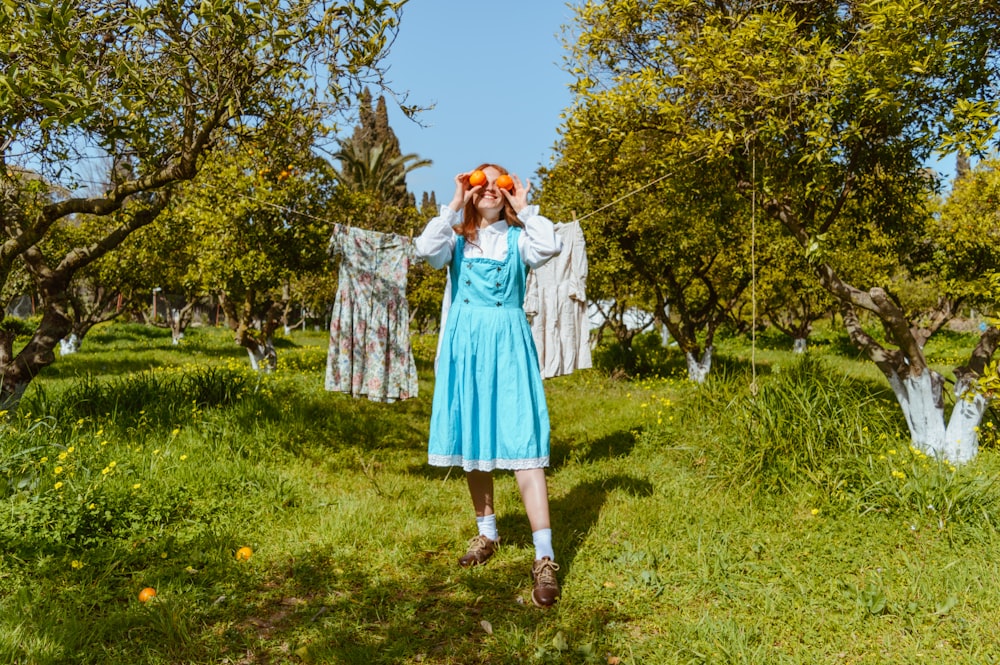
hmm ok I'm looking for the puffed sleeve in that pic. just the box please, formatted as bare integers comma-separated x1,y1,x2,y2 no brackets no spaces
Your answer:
516,205,563,269
414,206,460,269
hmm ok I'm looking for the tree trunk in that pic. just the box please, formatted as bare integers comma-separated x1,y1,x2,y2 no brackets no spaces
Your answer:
886,369,984,463
793,337,808,354
246,337,277,373
0,310,67,409
840,302,995,464
168,302,196,345
685,347,713,383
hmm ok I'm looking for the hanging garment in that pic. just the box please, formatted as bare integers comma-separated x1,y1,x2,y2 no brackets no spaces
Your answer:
524,221,592,378
325,224,418,403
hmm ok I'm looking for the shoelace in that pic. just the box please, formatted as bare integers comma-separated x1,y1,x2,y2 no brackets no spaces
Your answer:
467,535,494,553
534,559,560,584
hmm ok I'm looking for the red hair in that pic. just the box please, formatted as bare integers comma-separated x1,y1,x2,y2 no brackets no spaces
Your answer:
455,163,524,244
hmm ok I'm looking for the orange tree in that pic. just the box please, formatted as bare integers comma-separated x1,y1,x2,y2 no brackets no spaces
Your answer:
0,0,408,405
558,0,1000,461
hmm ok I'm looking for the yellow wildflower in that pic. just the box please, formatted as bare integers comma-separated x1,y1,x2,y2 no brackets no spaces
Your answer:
71,560,84,569
54,466,63,475
54,482,63,490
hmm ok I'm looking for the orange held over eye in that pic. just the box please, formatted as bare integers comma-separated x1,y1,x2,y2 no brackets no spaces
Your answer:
496,174,514,191
236,546,253,561
468,169,487,187
138,587,157,603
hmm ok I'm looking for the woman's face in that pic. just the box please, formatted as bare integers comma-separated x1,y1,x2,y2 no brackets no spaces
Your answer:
473,167,505,221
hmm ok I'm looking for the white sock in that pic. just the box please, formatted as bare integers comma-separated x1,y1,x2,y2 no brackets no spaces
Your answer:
532,528,554,561
476,514,498,542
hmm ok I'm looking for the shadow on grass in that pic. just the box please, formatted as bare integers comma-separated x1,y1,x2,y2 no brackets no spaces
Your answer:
283,395,428,458
234,475,653,663
553,475,652,571
218,540,632,664
495,473,653,583
550,428,641,468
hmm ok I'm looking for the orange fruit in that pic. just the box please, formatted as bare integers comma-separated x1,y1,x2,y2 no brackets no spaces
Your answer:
138,587,157,603
496,174,514,191
468,169,487,187
236,546,253,561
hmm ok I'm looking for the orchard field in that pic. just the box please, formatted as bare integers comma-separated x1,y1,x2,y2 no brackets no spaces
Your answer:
5,0,1000,662
2,322,1000,664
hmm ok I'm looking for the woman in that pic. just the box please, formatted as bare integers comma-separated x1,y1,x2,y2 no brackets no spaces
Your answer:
414,163,563,607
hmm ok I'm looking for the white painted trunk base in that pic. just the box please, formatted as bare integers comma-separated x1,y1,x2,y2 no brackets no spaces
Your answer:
889,370,985,464
246,342,277,373
59,333,81,355
685,347,713,383
792,338,807,354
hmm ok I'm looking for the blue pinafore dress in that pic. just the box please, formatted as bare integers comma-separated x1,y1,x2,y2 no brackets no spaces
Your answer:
427,226,550,471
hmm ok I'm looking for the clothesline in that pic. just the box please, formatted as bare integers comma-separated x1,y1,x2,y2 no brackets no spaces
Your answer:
71,153,712,231
573,152,711,225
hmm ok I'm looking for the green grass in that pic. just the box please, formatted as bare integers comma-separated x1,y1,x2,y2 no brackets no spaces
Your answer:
2,322,1000,663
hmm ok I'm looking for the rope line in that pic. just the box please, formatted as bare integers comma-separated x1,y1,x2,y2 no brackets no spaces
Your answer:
71,153,714,232
750,150,758,396
574,153,710,225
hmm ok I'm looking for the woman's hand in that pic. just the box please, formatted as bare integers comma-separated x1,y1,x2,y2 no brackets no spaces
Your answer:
448,172,481,211
501,174,531,213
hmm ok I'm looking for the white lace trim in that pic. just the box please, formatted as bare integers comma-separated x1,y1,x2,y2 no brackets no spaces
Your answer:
428,454,549,472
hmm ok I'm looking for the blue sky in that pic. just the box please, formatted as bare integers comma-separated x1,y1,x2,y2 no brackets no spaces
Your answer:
378,1,580,206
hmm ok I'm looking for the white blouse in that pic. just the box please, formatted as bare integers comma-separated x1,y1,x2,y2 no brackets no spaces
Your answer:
415,204,564,370
414,205,563,269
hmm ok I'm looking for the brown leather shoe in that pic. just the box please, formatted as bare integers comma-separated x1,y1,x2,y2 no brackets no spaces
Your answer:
458,535,498,568
531,557,560,607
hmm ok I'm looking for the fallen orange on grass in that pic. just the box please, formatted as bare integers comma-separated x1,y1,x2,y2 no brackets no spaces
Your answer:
468,169,487,187
236,546,253,561
138,587,157,603
496,174,514,191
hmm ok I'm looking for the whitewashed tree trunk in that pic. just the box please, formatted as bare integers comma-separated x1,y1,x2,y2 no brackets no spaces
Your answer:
942,377,988,464
246,339,277,373
171,310,183,344
888,369,987,464
792,338,808,354
59,333,81,355
685,347,713,383
660,304,671,347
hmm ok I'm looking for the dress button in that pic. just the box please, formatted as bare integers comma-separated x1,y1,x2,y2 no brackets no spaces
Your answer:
496,267,501,272
464,298,469,304
496,302,502,307
465,279,471,285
